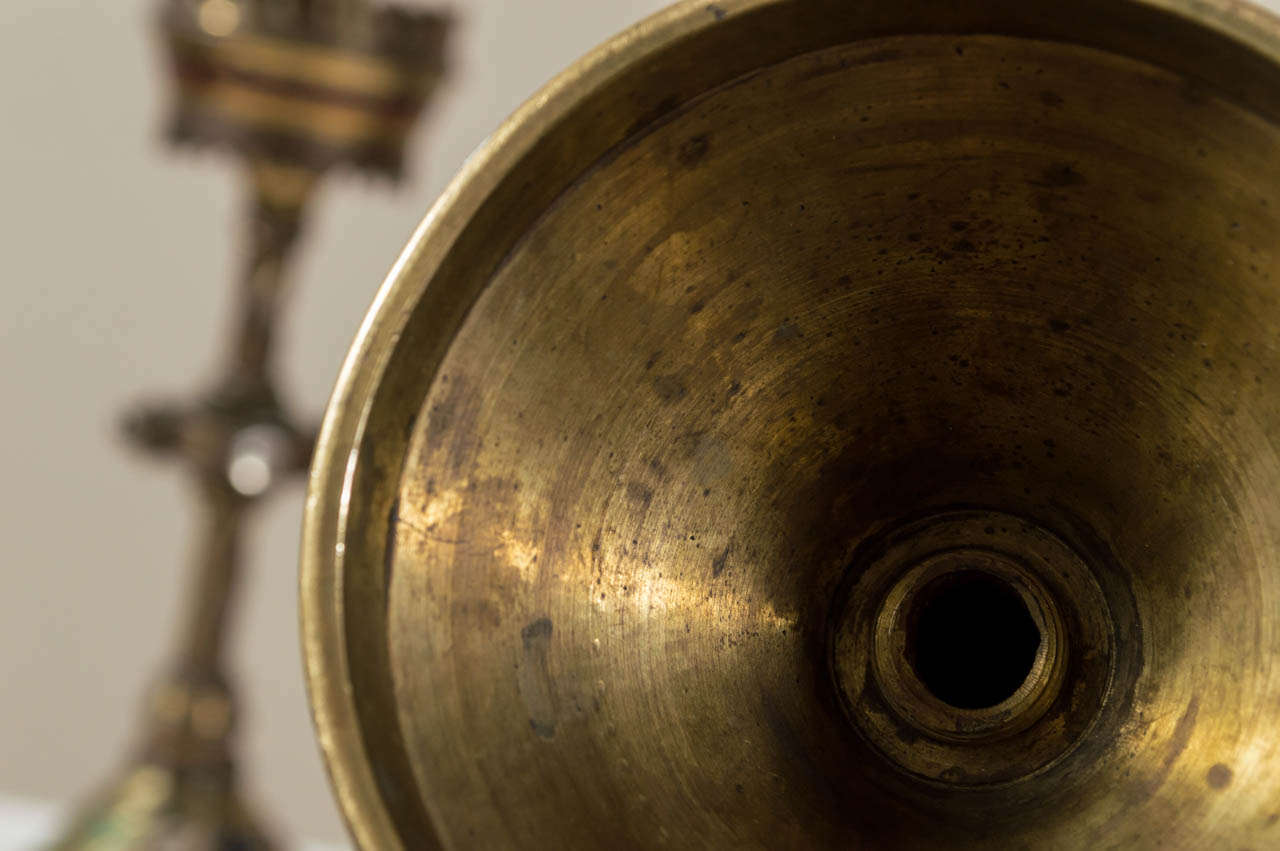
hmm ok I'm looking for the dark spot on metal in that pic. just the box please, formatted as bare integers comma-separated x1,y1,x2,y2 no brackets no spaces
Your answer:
1207,762,1233,789
517,618,557,740
950,221,969,232
677,134,710,167
423,374,468,452
773,323,802,342
892,722,921,745
653,375,687,401
712,542,732,577
952,239,976,253
1266,813,1278,827
1032,163,1086,188
623,94,680,140
521,617,552,647
626,481,654,506
1040,90,1064,107
1048,318,1071,333
689,299,706,314
706,3,726,20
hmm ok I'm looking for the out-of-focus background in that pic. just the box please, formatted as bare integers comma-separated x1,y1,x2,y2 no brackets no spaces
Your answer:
0,0,667,845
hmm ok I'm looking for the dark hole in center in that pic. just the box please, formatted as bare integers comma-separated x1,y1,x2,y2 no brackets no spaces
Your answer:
907,570,1041,709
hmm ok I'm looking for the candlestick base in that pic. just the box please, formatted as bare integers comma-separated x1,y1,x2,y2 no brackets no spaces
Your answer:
49,671,274,851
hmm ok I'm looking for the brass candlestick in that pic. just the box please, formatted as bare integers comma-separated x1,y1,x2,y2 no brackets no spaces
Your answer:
51,2,448,848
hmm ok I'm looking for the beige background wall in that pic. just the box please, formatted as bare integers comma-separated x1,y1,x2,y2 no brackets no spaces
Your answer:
0,0,666,843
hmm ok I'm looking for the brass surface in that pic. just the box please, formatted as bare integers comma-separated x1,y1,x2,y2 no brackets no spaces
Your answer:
302,1,1280,848
52,2,447,849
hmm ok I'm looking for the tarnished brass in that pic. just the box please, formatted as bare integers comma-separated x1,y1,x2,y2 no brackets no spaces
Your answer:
51,2,446,849
301,1,1280,848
